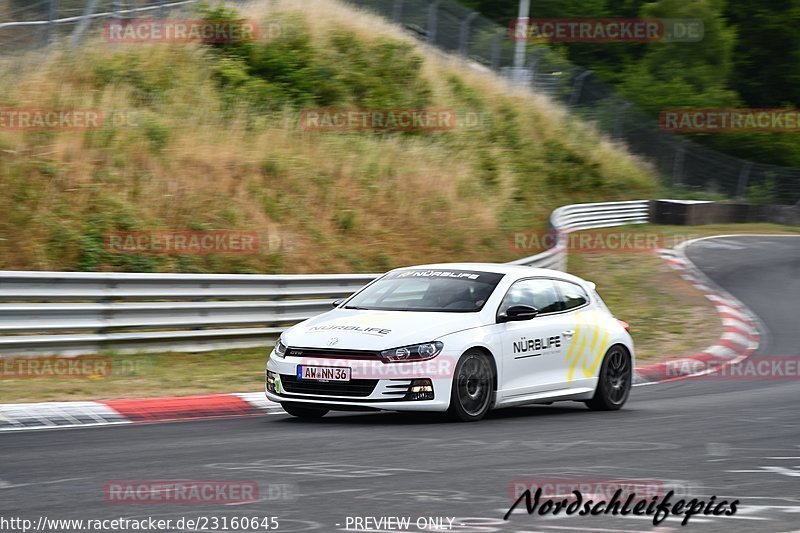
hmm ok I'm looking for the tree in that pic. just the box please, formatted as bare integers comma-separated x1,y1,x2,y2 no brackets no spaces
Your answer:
615,0,739,114
727,0,800,108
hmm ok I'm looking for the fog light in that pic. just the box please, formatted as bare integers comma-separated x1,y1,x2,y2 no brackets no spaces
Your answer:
405,378,434,401
266,371,279,393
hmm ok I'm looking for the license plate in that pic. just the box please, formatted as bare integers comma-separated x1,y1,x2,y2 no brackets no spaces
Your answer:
297,365,351,382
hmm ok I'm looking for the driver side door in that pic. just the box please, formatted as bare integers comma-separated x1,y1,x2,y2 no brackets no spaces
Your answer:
497,278,569,397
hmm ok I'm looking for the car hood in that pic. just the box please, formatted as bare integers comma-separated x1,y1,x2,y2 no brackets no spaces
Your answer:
283,308,487,351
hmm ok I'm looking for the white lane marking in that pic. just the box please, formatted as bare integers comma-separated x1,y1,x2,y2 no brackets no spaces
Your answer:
720,331,753,347
207,459,437,478
0,420,132,431
297,488,368,497
234,392,284,410
716,304,751,320
728,466,800,477
534,526,672,532
703,344,737,359
0,477,87,489
722,316,755,332
693,240,747,250
0,395,285,432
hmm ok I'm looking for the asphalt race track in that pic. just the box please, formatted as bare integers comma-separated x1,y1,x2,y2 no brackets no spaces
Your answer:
1,235,798,533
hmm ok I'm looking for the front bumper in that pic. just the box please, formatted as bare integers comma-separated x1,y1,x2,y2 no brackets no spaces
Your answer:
265,354,453,412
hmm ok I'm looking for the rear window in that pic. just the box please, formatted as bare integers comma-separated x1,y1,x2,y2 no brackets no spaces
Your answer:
554,280,589,310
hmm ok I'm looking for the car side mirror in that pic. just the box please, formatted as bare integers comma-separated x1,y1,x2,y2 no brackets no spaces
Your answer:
498,304,539,323
331,298,344,308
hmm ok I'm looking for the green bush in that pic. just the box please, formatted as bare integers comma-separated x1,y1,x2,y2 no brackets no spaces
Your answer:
748,178,779,205
200,6,431,113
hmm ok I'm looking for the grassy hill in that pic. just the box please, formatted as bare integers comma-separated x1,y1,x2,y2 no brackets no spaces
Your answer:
0,0,657,274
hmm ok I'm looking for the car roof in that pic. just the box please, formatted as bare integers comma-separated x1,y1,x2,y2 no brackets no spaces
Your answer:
393,262,592,286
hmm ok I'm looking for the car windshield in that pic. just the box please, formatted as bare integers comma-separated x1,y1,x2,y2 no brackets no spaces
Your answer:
344,269,505,312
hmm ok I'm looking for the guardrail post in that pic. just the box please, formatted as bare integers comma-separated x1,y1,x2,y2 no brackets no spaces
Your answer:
736,162,752,200
524,48,547,89
47,0,59,45
614,101,631,139
426,0,442,45
568,70,591,107
672,141,685,187
69,0,100,49
392,0,403,22
490,29,503,70
459,12,479,56
98,278,116,348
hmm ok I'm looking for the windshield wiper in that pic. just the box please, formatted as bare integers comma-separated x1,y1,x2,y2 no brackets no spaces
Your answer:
343,305,370,310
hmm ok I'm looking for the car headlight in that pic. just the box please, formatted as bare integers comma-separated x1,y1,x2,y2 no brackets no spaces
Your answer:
273,338,287,358
379,341,443,363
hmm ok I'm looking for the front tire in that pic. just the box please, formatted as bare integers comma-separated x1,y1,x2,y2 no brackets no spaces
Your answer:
282,402,329,418
585,345,631,411
447,350,495,422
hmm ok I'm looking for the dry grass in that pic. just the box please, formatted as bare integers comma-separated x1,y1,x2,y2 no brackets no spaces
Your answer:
0,0,657,274
0,348,268,403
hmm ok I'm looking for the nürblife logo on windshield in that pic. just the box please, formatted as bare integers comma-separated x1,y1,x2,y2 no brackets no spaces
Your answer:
513,336,561,358
400,270,480,279
387,269,504,286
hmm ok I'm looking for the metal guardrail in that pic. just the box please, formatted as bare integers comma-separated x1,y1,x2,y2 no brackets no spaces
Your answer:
0,1,197,30
0,200,651,356
0,273,377,356
510,200,650,270
0,271,375,301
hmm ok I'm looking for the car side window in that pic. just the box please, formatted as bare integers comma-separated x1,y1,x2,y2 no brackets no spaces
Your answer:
499,279,563,314
555,280,589,310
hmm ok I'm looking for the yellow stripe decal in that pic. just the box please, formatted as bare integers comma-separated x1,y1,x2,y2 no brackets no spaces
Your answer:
568,315,590,381
565,310,613,379
583,312,609,377
585,326,610,376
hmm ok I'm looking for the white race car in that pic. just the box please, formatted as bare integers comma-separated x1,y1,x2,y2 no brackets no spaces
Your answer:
266,263,634,421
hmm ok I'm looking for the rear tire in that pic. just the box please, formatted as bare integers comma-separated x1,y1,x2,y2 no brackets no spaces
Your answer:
447,350,495,422
585,345,631,411
282,402,329,418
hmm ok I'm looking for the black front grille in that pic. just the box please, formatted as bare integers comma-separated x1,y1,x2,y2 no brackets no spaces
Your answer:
280,375,378,397
285,347,381,360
